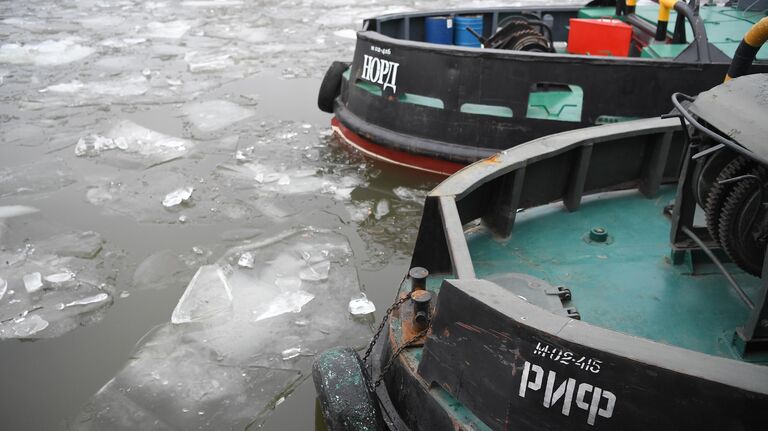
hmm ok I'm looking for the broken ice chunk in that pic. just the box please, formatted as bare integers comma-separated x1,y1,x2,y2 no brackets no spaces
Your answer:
172,265,233,324
393,186,427,205
253,290,314,322
374,199,390,220
281,347,301,360
0,39,94,66
44,271,75,288
0,314,49,339
274,276,301,290
162,187,194,208
46,231,103,259
145,20,191,39
64,292,110,308
0,277,7,301
23,272,43,293
182,100,254,132
75,134,112,157
0,205,39,219
184,52,234,73
299,260,330,281
237,252,254,269
348,293,375,316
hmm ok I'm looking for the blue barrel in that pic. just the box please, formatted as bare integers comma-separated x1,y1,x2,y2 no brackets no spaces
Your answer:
425,16,453,45
454,15,484,47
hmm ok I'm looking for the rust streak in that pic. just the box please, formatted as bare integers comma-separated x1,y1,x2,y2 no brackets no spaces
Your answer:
455,321,482,334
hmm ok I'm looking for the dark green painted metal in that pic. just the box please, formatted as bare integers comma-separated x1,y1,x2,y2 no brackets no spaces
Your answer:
465,186,763,361
525,84,583,122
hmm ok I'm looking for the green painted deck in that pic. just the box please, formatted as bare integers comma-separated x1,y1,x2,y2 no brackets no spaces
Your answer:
579,5,768,60
461,187,762,362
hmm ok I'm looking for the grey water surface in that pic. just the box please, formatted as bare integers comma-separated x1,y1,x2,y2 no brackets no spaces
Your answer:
0,0,456,429
0,0,576,429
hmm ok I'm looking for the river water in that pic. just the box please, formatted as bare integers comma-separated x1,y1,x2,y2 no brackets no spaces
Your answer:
0,0,576,429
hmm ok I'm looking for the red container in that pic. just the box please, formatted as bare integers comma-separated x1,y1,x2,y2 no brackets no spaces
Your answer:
567,18,632,57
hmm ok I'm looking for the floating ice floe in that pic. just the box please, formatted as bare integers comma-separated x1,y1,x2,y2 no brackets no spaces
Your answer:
182,0,244,6
204,24,269,43
75,228,371,429
23,272,43,293
0,158,74,199
182,100,254,132
76,15,126,29
393,186,427,205
75,120,192,168
132,249,202,291
44,75,149,98
0,228,116,340
162,186,194,208
184,51,234,73
145,20,192,39
219,161,364,200
237,252,254,268
0,39,94,66
0,205,39,219
171,265,233,324
333,29,357,39
348,292,376,316
281,347,301,360
374,198,390,220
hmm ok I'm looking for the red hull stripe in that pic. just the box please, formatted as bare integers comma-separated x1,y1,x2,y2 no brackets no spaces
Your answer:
331,117,465,176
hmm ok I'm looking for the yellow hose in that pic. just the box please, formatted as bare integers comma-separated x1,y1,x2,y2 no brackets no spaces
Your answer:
744,17,768,48
657,0,677,23
726,17,768,81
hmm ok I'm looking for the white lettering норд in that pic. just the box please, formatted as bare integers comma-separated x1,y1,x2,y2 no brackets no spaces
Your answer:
361,54,399,93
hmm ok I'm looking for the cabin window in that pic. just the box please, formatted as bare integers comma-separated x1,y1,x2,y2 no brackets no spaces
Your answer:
526,82,583,122
460,103,513,118
397,93,444,109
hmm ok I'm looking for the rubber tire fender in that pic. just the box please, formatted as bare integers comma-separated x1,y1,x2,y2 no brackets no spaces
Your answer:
312,346,385,431
318,61,349,113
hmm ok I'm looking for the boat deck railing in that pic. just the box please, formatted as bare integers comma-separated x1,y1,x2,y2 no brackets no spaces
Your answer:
411,116,684,278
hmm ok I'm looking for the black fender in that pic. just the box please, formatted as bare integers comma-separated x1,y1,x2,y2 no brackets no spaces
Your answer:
312,346,385,431
318,61,349,113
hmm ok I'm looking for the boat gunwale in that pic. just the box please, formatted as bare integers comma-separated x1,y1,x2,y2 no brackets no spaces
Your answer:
406,116,768,395
355,29,743,66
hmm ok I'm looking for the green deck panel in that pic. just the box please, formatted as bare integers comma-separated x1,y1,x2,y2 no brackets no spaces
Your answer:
460,103,513,118
342,68,351,80
640,43,688,58
577,7,618,20
465,187,762,361
526,84,583,122
714,41,768,60
717,8,767,24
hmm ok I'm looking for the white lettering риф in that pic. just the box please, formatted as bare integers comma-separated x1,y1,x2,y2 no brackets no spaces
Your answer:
519,361,616,426
361,54,399,93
